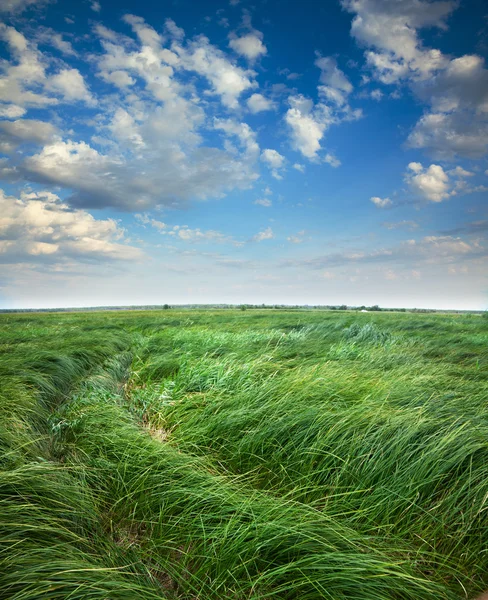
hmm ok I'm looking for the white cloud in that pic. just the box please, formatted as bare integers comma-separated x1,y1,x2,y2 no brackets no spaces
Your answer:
47,68,96,105
407,112,488,159
324,152,341,167
285,95,334,159
261,148,285,179
278,68,301,81
404,161,480,202
214,118,259,158
100,69,135,88
406,162,450,202
287,230,306,244
152,223,242,246
0,0,49,13
247,93,275,113
315,55,353,106
413,54,488,114
228,13,267,62
229,33,267,61
0,104,26,118
0,188,142,264
91,0,101,12
123,14,162,50
165,19,185,40
285,56,361,161
252,226,274,242
293,163,305,173
35,28,77,57
173,33,257,108
0,17,263,211
17,128,258,210
448,166,473,178
135,213,167,230
341,0,455,82
254,198,272,207
176,227,233,243
0,25,96,110
108,108,145,148
370,196,392,208
342,0,488,160
0,119,56,153
0,25,56,108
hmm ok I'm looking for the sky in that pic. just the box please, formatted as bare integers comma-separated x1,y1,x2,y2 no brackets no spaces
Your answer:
0,0,487,310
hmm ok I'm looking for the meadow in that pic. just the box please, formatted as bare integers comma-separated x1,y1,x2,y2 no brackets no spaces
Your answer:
1,308,487,599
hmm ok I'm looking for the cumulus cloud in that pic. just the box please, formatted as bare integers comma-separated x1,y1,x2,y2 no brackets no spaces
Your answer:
0,18,263,211
261,148,285,179
229,33,267,61
173,33,257,108
324,152,341,167
214,117,259,159
285,95,334,159
341,0,455,82
370,196,392,208
254,198,272,207
407,111,488,159
135,213,167,230
228,12,267,62
0,24,95,110
34,28,77,57
0,188,142,264
0,25,56,108
0,104,26,118
95,15,257,109
284,58,360,161
315,55,353,106
0,0,50,13
247,92,275,113
0,119,57,153
14,132,258,210
287,230,306,244
47,68,96,105
404,161,485,202
99,69,135,88
406,162,450,202
252,227,274,242
342,0,488,160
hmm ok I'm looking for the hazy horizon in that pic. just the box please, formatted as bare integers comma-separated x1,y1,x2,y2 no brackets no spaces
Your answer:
1,0,487,310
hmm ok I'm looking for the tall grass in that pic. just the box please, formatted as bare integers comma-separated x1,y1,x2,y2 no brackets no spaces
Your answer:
1,309,487,598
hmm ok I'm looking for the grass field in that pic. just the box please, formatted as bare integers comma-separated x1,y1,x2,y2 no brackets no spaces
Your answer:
1,308,487,599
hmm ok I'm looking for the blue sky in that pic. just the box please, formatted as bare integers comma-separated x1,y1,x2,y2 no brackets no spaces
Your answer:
0,0,487,309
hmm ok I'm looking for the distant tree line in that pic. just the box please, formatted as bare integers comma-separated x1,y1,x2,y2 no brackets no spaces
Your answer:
0,304,484,315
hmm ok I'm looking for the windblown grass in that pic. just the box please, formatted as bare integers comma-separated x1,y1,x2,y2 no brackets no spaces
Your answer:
1,309,487,598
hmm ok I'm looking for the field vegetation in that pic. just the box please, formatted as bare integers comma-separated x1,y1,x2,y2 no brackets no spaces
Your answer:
1,309,487,599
